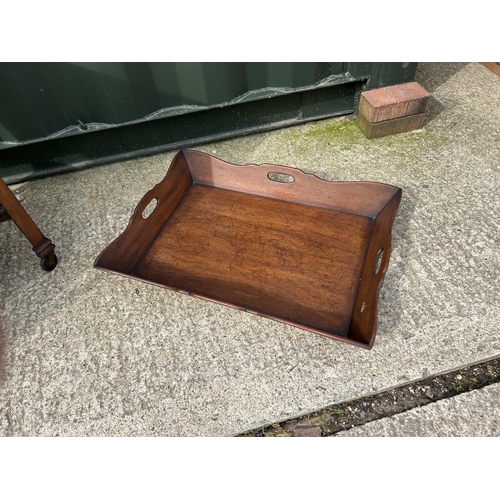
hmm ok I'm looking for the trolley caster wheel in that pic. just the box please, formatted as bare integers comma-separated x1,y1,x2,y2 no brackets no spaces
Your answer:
40,253,58,272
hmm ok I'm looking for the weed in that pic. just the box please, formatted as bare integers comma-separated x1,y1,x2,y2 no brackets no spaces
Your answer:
330,407,345,417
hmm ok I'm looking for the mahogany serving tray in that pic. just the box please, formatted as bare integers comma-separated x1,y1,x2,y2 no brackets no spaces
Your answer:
95,150,402,349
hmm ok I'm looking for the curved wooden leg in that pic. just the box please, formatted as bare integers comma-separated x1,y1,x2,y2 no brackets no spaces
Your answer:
0,178,57,271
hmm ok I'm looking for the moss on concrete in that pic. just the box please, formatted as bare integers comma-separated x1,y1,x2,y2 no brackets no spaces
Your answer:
282,117,361,144
280,115,450,170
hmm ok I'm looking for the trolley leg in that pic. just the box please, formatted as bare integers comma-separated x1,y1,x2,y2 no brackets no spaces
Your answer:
0,178,57,271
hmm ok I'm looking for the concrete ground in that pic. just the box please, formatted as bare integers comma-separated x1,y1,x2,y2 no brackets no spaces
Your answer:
0,62,499,436
335,381,500,437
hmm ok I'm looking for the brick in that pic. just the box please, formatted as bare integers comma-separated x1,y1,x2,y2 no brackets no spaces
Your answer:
357,112,426,139
358,82,431,123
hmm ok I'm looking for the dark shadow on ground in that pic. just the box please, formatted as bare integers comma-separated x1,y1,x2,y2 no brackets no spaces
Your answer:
415,63,470,125
416,62,470,93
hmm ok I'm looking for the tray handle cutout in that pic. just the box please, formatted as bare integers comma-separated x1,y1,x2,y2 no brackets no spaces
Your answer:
267,172,295,183
375,241,391,280
360,244,391,316
374,249,384,275
142,197,158,219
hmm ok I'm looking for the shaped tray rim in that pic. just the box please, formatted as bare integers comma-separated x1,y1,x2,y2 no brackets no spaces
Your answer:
94,150,402,349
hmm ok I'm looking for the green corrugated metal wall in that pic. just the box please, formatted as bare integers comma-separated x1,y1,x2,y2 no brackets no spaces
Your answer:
0,62,417,183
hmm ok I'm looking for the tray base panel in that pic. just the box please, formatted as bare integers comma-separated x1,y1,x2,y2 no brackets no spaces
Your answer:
134,184,371,337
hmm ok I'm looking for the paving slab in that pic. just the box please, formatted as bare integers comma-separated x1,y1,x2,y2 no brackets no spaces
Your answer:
335,382,500,437
0,63,499,436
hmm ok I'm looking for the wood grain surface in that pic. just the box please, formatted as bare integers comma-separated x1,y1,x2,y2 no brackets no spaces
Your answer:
135,185,371,336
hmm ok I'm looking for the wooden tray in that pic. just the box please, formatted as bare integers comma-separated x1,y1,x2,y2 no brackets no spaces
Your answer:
95,150,402,348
